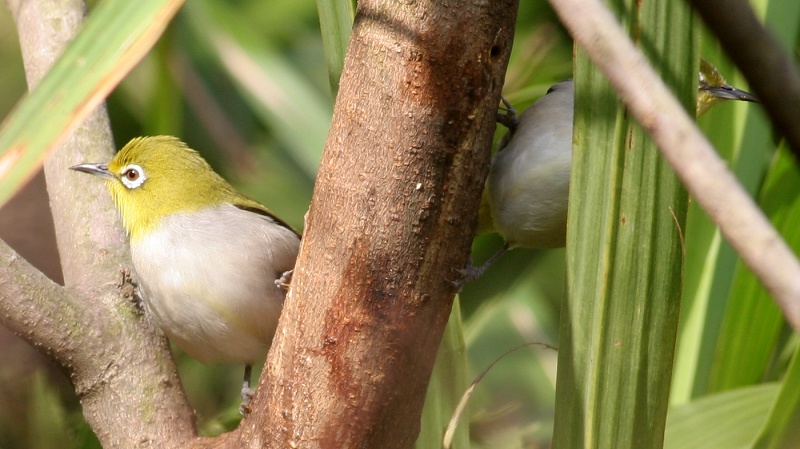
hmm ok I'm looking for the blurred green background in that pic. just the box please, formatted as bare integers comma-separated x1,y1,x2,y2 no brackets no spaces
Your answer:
0,0,798,448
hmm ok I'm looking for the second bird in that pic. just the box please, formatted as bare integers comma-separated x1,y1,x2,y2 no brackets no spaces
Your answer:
482,63,758,251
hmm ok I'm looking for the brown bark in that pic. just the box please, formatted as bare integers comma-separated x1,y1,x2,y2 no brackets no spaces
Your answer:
232,1,517,448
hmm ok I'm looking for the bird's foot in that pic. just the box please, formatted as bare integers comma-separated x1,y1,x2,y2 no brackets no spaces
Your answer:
275,269,294,291
239,386,255,415
497,96,519,132
239,365,255,415
117,268,144,313
451,263,488,291
451,261,486,292
452,244,510,289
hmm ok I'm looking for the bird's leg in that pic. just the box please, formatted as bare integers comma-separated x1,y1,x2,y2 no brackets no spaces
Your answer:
495,97,519,152
239,364,255,415
454,243,510,288
117,268,143,312
497,96,519,133
275,269,294,291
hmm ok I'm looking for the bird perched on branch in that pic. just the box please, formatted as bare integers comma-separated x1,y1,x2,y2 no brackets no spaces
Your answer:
471,60,758,276
71,136,300,413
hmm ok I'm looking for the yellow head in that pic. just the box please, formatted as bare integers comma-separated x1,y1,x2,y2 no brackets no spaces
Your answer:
697,58,759,116
71,136,268,241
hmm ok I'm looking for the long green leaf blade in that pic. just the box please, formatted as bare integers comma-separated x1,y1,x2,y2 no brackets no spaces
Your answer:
553,0,696,447
416,298,469,449
750,345,800,449
315,0,355,97
673,0,800,402
0,0,184,207
711,145,800,392
665,384,778,449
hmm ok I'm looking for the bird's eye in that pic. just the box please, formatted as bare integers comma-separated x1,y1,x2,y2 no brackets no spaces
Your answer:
124,168,140,181
119,164,147,189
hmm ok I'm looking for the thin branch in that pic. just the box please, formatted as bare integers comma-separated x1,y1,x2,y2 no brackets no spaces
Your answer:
3,0,196,447
0,239,82,356
547,0,800,330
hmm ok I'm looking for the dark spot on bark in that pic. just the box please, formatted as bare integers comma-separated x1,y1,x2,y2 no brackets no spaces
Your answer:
490,45,501,62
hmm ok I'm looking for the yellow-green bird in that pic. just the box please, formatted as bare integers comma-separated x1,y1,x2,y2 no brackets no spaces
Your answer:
71,136,300,411
471,61,758,274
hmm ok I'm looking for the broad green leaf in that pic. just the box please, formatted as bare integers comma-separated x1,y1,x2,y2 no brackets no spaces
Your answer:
553,1,696,448
0,0,184,207
750,345,800,449
664,384,778,449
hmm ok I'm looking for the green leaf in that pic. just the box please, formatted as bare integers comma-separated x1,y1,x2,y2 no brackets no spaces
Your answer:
315,0,355,97
671,0,800,403
664,384,778,449
750,345,800,449
0,0,184,207
670,45,770,401
553,0,696,448
416,298,469,449
709,145,800,392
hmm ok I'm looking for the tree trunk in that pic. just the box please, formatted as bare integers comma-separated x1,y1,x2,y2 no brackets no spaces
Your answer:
234,1,517,447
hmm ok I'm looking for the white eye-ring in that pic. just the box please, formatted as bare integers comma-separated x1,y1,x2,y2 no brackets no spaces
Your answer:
120,164,147,189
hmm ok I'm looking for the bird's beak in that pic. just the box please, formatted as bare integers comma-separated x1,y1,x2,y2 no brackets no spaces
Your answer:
702,84,760,103
69,163,114,179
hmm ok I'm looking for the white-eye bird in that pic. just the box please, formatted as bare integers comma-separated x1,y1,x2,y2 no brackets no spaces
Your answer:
71,136,300,411
487,80,574,250
471,61,758,274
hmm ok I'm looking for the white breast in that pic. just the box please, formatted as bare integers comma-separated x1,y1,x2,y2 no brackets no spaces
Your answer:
131,203,300,364
488,80,574,248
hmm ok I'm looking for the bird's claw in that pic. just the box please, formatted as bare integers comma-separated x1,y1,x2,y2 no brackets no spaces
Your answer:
239,364,255,415
452,244,510,289
451,263,485,290
450,261,485,292
275,269,294,291
239,387,255,415
497,96,519,132
118,268,144,313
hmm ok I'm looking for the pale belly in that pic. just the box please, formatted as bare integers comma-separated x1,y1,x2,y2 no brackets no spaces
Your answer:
131,204,300,364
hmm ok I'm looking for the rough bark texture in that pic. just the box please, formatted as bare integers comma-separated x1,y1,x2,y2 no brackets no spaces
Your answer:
231,1,518,448
2,0,197,447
